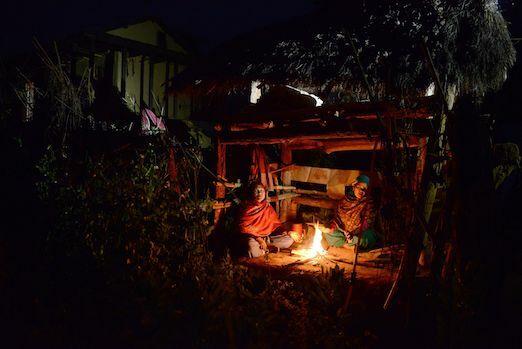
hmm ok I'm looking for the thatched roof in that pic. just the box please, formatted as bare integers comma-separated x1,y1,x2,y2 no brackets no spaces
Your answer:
170,0,515,104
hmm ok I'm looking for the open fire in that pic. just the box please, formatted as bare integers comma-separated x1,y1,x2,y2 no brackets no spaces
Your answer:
291,223,327,258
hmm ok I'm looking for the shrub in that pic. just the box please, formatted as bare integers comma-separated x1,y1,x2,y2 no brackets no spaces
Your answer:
36,137,373,347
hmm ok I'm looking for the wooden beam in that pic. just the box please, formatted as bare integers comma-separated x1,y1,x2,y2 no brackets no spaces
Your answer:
323,136,420,153
214,181,241,189
270,185,296,190
286,136,421,153
268,193,299,202
222,131,371,145
229,121,274,131
269,163,295,174
288,142,324,151
213,193,299,210
288,138,370,151
213,201,233,210
295,189,330,196
220,118,432,145
292,196,338,210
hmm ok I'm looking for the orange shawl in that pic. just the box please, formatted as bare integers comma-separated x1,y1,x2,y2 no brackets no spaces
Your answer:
238,199,281,237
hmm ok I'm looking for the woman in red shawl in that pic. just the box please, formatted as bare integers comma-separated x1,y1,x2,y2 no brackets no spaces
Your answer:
238,183,294,257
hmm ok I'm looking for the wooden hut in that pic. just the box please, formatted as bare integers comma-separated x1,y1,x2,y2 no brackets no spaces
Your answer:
210,90,434,224
168,0,514,231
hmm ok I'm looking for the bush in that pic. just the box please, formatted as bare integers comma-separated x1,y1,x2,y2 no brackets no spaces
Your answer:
35,137,374,347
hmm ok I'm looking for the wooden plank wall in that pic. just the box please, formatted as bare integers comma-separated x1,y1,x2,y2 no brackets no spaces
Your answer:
291,166,361,199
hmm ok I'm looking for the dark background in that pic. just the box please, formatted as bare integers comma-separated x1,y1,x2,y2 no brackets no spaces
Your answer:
2,1,519,53
1,0,317,54
2,1,520,147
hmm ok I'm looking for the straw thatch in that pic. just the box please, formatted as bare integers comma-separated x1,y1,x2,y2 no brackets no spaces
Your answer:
171,0,515,104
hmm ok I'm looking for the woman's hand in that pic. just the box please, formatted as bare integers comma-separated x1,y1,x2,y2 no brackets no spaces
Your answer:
322,227,332,234
289,231,303,243
256,237,268,251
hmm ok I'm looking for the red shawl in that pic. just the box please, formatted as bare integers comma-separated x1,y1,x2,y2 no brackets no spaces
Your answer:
238,199,281,237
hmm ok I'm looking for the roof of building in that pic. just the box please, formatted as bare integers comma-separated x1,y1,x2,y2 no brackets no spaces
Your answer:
169,1,515,105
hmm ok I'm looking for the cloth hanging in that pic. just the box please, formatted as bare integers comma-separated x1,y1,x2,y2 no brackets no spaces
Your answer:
249,145,273,189
141,108,166,135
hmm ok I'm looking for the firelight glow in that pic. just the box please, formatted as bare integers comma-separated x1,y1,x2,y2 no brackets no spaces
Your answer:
291,224,327,258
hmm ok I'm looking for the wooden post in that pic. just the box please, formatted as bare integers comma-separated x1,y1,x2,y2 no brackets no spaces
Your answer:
120,49,128,97
289,201,299,221
413,137,428,194
139,56,145,109
173,62,178,117
103,50,115,84
164,60,170,117
214,140,227,224
280,144,293,222
149,60,154,108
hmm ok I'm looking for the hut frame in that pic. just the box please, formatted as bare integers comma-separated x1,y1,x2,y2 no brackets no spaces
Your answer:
212,96,434,224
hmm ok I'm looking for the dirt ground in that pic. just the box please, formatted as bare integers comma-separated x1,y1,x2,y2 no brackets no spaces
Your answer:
239,245,443,348
240,245,404,287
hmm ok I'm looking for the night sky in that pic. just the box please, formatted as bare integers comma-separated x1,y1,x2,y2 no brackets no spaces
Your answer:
3,1,520,55
2,0,318,55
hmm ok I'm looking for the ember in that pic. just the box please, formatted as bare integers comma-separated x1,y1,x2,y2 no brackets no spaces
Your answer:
291,224,327,258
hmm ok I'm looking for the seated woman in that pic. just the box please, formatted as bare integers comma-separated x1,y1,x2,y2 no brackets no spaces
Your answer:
237,183,294,258
323,174,378,250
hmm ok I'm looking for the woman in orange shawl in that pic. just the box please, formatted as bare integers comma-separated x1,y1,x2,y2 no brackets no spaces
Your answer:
238,183,294,257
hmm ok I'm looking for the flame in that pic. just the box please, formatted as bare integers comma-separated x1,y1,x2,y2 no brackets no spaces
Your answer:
291,223,327,258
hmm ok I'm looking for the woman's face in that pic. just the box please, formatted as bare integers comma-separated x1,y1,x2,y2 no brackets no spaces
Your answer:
353,182,368,200
254,185,266,203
